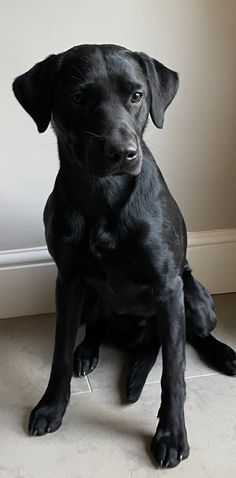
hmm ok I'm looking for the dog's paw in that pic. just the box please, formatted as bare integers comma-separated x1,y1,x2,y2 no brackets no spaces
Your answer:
127,364,146,403
127,383,143,403
28,398,67,436
216,342,236,376
151,426,189,468
73,342,99,377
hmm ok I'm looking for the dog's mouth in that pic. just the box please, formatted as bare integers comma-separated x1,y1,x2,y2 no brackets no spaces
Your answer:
84,154,143,179
71,142,143,178
120,154,143,176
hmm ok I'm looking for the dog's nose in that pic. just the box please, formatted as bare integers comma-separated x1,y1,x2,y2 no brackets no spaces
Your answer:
105,141,138,163
125,146,138,161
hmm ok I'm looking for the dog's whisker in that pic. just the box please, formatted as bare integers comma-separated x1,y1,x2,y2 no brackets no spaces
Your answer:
69,75,81,82
83,131,104,139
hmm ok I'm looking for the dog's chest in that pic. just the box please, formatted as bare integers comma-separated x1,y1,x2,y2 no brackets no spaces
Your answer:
85,216,157,284
84,220,155,315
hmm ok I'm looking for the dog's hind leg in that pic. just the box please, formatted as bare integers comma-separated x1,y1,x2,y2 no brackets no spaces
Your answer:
187,333,236,376
183,264,236,376
183,264,217,337
127,343,160,403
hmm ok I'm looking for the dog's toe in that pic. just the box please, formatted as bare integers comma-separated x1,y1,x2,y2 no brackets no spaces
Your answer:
73,342,99,377
28,402,65,436
151,427,189,469
74,356,99,377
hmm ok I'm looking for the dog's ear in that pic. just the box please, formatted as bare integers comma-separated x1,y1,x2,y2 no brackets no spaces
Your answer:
12,54,58,133
138,53,179,128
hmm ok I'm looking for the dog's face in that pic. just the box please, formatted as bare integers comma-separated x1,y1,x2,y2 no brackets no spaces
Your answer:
13,44,179,178
53,45,150,177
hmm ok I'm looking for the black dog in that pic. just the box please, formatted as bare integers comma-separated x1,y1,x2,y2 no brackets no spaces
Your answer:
13,44,236,468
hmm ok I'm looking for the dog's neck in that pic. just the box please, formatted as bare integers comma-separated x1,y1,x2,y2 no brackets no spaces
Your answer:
57,141,138,217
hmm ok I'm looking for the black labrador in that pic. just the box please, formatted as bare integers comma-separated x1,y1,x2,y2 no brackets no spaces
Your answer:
13,44,236,469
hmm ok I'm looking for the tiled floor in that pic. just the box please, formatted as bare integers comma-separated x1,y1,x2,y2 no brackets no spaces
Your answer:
0,294,235,478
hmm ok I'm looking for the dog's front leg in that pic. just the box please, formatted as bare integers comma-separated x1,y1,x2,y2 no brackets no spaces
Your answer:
151,276,189,468
28,272,86,436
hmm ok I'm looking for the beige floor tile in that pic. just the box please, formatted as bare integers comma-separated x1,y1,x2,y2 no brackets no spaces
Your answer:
0,294,235,477
0,314,90,406
0,374,235,477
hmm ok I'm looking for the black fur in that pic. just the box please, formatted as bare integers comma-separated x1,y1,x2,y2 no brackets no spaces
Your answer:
13,44,236,469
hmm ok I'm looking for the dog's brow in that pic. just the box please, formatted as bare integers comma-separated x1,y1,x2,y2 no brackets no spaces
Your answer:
69,64,85,80
118,78,144,92
127,81,144,90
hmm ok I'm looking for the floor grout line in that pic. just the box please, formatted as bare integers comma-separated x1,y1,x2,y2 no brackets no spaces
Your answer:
185,372,219,380
84,372,221,393
85,376,92,392
71,389,92,396
145,372,219,385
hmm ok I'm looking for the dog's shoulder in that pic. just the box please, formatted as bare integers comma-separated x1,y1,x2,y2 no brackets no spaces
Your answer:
43,174,85,263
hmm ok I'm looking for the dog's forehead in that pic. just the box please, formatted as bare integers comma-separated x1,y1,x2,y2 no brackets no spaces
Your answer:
60,44,144,84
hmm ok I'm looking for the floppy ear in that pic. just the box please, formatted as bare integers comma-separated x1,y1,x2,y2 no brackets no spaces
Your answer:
138,53,179,128
12,54,58,133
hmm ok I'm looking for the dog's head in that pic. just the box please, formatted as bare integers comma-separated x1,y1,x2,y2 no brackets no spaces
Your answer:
13,44,179,178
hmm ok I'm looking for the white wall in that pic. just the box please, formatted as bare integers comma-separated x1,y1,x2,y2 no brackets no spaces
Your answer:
1,0,236,250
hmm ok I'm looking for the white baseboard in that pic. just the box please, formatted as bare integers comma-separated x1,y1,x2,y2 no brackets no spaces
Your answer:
0,229,235,319
0,248,57,319
187,229,236,295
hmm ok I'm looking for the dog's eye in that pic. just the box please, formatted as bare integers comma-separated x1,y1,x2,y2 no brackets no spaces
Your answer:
71,93,83,104
130,91,143,103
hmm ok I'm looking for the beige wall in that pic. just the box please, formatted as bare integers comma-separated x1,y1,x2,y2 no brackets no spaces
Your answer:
1,0,235,250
